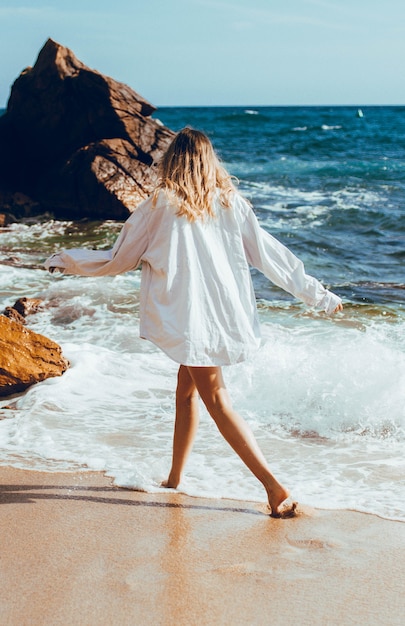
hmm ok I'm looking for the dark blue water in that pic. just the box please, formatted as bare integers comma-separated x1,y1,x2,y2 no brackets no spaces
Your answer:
154,106,405,311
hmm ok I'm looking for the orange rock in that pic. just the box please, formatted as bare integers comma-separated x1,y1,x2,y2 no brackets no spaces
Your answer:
2,307,26,325
10,297,42,317
2,297,43,325
0,315,69,397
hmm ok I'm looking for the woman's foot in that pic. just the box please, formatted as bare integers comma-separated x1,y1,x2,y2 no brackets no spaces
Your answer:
266,485,297,518
269,499,298,518
160,472,180,489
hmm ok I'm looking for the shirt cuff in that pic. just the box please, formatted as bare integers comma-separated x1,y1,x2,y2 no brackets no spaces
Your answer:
44,253,66,273
319,290,342,315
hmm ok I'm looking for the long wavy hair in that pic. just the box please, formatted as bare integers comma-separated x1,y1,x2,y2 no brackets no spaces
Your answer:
153,127,236,221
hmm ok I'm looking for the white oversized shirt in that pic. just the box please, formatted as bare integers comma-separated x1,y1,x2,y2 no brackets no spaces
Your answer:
45,191,341,366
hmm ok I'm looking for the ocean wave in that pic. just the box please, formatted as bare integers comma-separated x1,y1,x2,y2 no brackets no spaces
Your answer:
243,180,385,215
0,291,404,519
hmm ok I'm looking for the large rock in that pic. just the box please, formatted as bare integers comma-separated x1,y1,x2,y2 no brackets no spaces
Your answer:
0,39,174,220
0,315,69,397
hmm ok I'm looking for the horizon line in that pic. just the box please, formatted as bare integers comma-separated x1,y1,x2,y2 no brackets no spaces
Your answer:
154,103,404,108
1,103,405,112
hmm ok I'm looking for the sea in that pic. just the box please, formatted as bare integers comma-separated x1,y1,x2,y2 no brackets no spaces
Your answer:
0,105,404,521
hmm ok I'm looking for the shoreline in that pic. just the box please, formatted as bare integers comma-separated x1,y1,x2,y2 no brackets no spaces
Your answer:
1,466,404,625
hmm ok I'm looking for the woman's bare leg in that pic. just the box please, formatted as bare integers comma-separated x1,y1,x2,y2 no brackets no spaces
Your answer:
163,365,200,488
187,366,294,516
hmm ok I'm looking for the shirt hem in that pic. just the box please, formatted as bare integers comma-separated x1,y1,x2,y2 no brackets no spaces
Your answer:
140,334,260,367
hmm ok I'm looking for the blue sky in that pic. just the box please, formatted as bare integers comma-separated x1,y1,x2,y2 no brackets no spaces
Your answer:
0,0,404,107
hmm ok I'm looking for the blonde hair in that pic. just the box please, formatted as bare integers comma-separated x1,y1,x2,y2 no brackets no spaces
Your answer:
153,127,236,221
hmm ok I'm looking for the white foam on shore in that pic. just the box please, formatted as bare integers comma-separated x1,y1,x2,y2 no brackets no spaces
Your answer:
0,269,404,521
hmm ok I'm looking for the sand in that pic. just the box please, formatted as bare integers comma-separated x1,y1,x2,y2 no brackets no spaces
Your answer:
0,467,404,626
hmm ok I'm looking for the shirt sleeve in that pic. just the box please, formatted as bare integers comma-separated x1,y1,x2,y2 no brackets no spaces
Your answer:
44,204,149,277
239,199,342,315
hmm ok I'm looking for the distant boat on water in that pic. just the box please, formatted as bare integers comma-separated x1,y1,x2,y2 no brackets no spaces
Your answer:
356,108,364,118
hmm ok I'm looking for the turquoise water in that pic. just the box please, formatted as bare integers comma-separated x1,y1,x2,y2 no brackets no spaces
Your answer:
0,106,404,519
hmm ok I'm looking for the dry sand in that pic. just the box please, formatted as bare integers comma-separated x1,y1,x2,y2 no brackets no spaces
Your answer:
0,467,404,626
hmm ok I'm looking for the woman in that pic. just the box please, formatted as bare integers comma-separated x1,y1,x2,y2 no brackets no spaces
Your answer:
46,127,343,517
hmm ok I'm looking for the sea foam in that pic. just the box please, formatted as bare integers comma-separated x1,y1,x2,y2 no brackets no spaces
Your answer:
0,270,404,520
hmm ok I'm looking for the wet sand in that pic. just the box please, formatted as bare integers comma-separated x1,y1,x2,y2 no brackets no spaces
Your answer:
0,467,404,626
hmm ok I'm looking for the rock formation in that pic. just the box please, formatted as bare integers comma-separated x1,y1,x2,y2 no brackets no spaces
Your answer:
0,315,69,397
0,39,174,221
2,297,43,324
